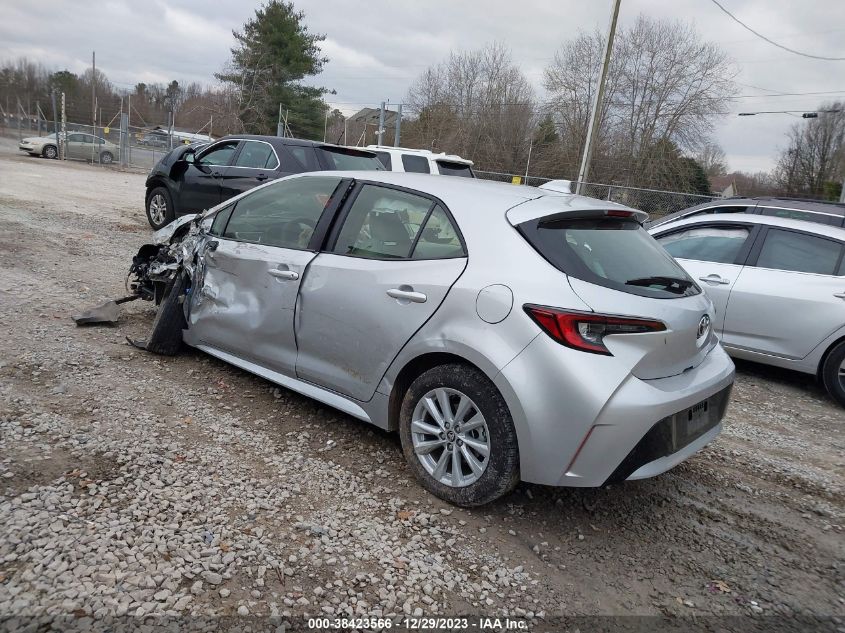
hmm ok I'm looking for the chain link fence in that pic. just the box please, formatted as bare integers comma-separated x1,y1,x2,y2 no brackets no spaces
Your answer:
475,169,717,219
1,113,210,171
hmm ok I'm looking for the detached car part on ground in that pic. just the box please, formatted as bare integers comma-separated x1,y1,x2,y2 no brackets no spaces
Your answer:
123,172,734,506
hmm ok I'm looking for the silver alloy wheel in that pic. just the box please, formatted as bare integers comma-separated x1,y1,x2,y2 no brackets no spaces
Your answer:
411,387,490,487
839,359,845,389
149,194,167,226
101,152,113,164
44,145,57,159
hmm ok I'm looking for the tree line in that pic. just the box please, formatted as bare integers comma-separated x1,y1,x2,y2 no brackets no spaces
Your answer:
1,1,841,199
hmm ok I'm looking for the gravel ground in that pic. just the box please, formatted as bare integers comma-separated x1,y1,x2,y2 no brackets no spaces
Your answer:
0,135,842,630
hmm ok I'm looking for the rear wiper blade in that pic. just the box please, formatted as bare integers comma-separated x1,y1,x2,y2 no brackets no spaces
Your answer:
625,276,693,293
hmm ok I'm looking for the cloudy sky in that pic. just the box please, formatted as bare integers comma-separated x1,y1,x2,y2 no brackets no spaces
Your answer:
2,0,844,173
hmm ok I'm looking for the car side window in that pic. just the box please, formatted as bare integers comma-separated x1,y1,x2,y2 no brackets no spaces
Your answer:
332,185,433,259
286,146,320,172
222,176,343,249
68,133,84,142
209,204,235,236
412,205,465,259
235,141,279,169
197,141,239,167
755,229,842,275
401,155,430,174
374,151,392,170
657,225,751,264
759,206,831,225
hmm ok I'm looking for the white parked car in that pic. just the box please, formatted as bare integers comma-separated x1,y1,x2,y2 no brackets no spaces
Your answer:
650,213,845,405
366,146,475,177
18,133,59,159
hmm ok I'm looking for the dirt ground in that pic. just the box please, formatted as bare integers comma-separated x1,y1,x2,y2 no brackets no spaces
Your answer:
0,135,842,631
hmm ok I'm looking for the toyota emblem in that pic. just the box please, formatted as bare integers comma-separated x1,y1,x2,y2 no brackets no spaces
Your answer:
697,314,711,340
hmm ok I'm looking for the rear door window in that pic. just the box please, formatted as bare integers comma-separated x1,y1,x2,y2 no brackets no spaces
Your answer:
436,160,474,177
234,141,279,169
656,225,751,264
401,155,430,174
412,205,466,259
754,229,842,274
332,185,433,259
519,217,699,298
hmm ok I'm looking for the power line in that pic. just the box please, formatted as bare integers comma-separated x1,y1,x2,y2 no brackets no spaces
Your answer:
708,0,845,61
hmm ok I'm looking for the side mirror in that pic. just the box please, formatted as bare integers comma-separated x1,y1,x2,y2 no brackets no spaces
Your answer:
184,152,195,164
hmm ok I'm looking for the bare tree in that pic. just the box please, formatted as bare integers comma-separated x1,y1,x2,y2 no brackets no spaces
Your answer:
774,104,845,198
404,42,536,172
543,15,736,189
696,142,728,178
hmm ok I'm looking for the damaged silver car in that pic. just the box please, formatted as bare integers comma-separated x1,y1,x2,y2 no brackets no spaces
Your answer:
123,172,734,506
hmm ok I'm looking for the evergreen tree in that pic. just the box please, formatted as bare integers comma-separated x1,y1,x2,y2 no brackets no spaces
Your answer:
216,1,329,138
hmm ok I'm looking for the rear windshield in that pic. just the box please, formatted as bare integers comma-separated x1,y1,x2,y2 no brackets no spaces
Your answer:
318,147,384,171
437,160,475,177
518,217,700,299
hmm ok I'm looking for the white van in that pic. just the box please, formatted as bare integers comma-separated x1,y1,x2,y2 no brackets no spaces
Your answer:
365,146,475,178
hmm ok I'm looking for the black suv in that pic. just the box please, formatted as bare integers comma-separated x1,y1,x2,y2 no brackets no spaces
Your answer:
144,135,383,229
647,196,845,230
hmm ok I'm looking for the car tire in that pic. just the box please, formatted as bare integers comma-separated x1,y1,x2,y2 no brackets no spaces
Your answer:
43,145,58,159
821,340,845,407
100,151,114,164
145,271,188,356
146,187,175,230
398,363,520,506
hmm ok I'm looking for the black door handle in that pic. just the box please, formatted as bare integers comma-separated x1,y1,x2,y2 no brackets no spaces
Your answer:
255,173,268,181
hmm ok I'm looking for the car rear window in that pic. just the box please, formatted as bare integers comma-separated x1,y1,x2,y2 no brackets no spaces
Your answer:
518,217,700,299
318,147,384,171
436,160,474,177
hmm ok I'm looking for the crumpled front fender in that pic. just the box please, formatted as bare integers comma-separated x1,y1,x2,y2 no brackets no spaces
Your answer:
153,214,200,245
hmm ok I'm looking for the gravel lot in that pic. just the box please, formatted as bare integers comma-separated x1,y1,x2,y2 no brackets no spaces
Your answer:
0,135,842,630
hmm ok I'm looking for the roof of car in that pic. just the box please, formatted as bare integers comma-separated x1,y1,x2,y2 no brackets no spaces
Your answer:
665,196,844,217
295,170,640,219
649,212,845,240
218,135,376,152
365,145,473,164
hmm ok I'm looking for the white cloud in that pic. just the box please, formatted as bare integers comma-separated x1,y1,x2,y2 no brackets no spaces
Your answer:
1,0,843,173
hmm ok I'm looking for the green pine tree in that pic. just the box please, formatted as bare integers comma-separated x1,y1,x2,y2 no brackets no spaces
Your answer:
216,1,330,138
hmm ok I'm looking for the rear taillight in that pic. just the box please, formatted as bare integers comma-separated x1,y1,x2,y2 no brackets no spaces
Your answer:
524,305,666,355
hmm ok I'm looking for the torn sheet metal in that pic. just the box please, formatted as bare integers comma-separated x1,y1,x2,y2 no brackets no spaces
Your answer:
73,296,139,325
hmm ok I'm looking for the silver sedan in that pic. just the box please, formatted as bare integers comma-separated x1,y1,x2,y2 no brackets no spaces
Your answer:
650,213,845,406
129,172,735,506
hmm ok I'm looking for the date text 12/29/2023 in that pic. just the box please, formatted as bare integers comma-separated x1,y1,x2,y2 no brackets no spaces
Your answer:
307,616,529,630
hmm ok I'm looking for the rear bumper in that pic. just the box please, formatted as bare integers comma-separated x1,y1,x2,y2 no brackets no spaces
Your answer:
494,336,735,487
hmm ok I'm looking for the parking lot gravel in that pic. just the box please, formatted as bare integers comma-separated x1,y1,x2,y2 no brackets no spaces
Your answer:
0,136,842,630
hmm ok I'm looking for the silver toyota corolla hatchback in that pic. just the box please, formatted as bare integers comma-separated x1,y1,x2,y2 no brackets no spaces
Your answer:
129,172,735,506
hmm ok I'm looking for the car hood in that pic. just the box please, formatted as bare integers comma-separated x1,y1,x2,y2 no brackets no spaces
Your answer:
21,136,50,144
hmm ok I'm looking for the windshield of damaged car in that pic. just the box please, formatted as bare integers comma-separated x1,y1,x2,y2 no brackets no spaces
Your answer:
221,176,344,249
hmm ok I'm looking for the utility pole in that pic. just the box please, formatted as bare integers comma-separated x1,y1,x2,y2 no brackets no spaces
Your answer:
50,90,59,142
377,101,385,146
394,104,403,147
524,138,533,182
323,108,329,142
575,0,621,195
60,92,67,160
91,51,96,132
277,103,284,137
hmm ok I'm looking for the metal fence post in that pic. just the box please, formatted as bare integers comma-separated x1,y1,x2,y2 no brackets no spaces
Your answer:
120,112,128,167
